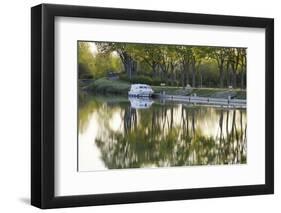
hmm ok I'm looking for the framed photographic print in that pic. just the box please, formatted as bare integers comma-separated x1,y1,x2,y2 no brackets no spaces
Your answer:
31,3,274,209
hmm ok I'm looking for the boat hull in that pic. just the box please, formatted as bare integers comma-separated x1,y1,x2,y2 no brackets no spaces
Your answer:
128,91,153,97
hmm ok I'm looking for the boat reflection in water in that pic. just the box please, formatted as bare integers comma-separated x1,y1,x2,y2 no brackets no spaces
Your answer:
78,95,247,171
129,97,154,109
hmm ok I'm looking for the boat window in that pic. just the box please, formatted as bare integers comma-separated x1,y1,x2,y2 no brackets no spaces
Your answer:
131,85,151,89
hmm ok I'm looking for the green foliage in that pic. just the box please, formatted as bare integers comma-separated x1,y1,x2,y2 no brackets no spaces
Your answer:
79,41,247,89
152,86,183,94
92,53,122,78
118,73,130,82
78,42,122,79
78,63,93,79
120,74,162,86
198,61,220,87
131,76,153,85
78,42,94,79
89,78,130,95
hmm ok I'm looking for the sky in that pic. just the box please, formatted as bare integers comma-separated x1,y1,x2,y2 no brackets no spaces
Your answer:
88,42,98,55
87,41,118,57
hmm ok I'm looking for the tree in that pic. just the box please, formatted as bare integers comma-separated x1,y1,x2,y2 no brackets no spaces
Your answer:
209,48,228,88
92,53,122,78
228,48,241,88
78,42,94,79
190,47,208,87
240,49,247,89
125,44,159,78
84,41,247,89
97,42,137,79
176,46,192,87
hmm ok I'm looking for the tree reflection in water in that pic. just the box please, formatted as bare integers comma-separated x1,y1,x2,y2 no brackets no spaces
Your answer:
79,96,247,170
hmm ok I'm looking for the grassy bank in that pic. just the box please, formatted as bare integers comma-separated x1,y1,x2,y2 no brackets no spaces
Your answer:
81,78,246,99
83,78,130,95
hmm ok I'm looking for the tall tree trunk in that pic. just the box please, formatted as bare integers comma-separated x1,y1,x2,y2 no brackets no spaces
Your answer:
191,60,196,87
181,61,189,87
241,71,244,89
120,52,137,80
181,67,185,88
159,63,168,84
199,70,203,88
152,62,157,79
219,63,224,88
233,71,237,88
170,62,176,86
197,62,202,88
226,61,230,87
230,63,237,88
132,60,137,77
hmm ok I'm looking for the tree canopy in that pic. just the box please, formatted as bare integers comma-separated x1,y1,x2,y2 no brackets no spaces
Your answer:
78,41,247,89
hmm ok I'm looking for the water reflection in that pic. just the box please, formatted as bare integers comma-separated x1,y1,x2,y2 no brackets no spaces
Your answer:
129,97,154,109
78,95,247,171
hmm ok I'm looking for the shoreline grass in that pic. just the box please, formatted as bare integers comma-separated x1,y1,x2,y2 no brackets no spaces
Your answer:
80,78,246,99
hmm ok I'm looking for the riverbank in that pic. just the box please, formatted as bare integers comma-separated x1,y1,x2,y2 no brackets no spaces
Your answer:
80,78,246,99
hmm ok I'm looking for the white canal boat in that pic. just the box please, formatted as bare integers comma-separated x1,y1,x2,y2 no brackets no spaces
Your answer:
128,84,154,97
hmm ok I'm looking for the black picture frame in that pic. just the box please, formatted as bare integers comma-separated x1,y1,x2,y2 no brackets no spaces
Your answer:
31,3,274,209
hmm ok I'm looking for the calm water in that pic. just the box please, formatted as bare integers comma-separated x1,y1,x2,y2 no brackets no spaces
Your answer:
78,95,247,171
